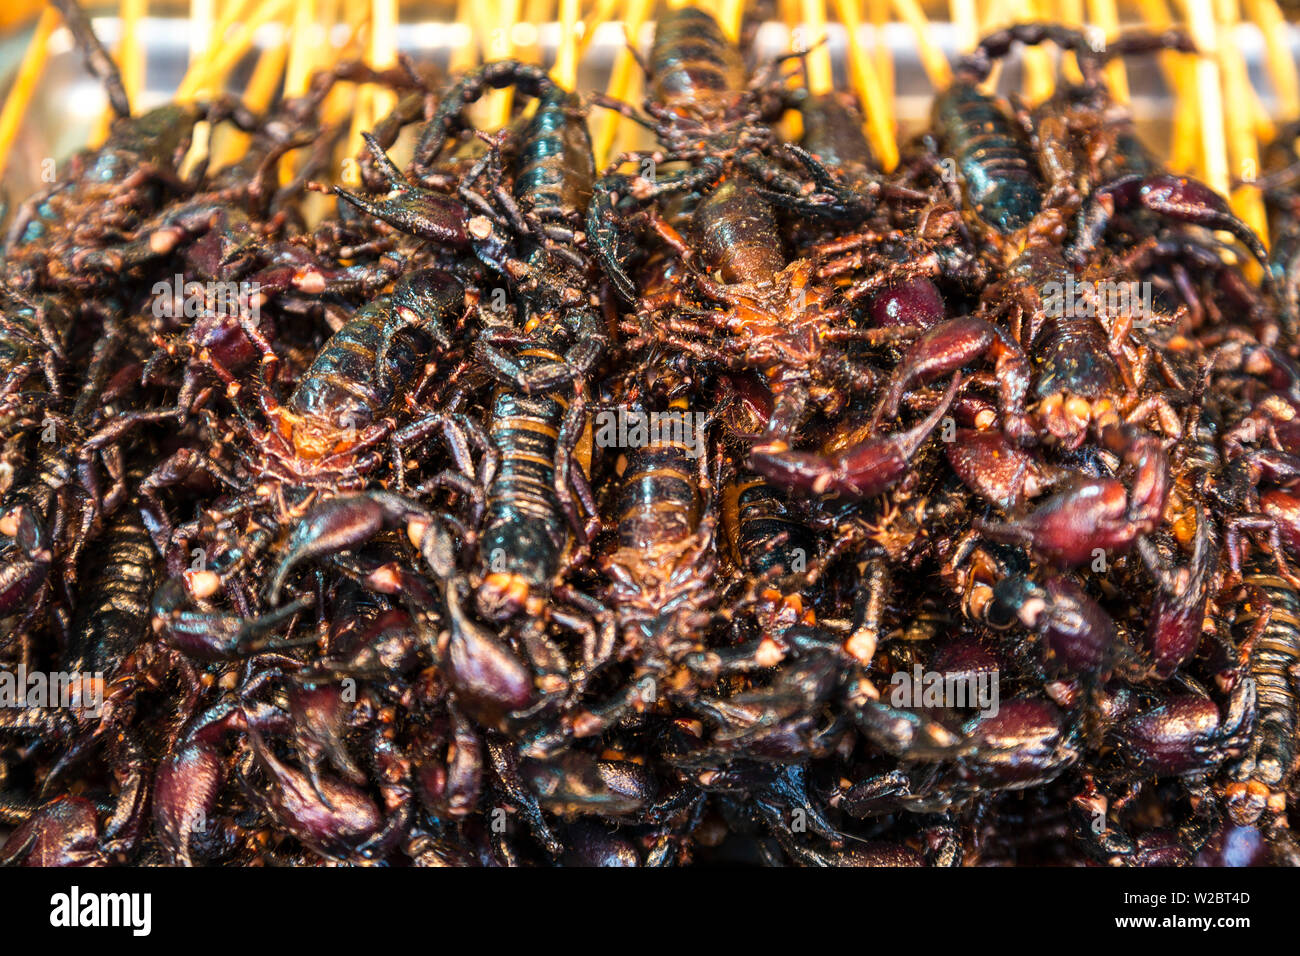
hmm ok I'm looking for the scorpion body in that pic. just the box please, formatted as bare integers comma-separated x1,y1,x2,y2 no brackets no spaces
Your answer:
1225,547,1300,849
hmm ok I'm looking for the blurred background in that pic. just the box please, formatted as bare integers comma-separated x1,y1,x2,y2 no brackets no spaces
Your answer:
1,0,1298,240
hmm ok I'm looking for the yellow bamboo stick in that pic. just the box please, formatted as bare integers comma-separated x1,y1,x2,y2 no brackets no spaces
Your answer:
719,0,746,40
1020,0,1055,104
171,0,257,118
176,0,293,101
1135,0,1200,172
1214,0,1268,253
977,0,1005,93
0,5,60,182
833,0,899,169
578,0,623,57
1057,0,1085,83
868,0,894,103
1088,0,1129,103
554,0,582,88
891,0,952,89
121,0,145,111
1246,0,1300,120
214,37,288,167
450,0,478,75
90,0,145,147
1179,0,1231,196
596,0,652,166
285,0,317,99
367,0,398,131
951,0,979,52
798,0,834,96
486,0,522,130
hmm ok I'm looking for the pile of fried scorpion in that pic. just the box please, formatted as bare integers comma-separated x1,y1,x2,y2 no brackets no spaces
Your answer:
3,1,1300,867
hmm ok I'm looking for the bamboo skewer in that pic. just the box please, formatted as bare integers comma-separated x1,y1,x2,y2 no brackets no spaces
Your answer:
0,5,60,182
719,0,746,41
1134,0,1200,173
1214,0,1268,254
951,0,979,51
1088,0,1129,103
176,0,294,101
1180,0,1231,197
553,0,582,88
869,0,895,104
833,0,899,169
1247,0,1300,121
485,0,522,131
1019,0,1055,105
1057,0,1086,84
367,0,397,122
578,0,623,57
799,0,834,96
891,0,952,89
89,0,144,147
595,0,651,167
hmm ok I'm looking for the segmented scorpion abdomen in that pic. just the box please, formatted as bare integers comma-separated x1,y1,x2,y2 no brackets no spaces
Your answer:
271,269,462,463
478,328,576,620
932,83,1042,233
731,475,818,579
516,90,596,235
616,440,700,549
1226,549,1300,827
692,176,785,285
648,4,747,116
603,421,715,648
67,500,159,678
798,92,876,179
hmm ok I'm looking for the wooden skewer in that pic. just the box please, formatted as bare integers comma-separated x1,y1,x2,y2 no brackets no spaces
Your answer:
951,0,979,52
121,0,145,111
174,0,256,109
977,0,1004,93
1020,0,1055,104
449,0,477,75
214,33,288,168
833,0,899,169
869,0,894,104
0,5,60,182
719,0,746,41
891,0,952,89
89,0,145,148
1088,0,1129,104
554,0,582,88
1135,0,1200,173
1246,0,1300,120
366,0,398,133
285,0,317,99
578,0,622,57
799,0,834,96
485,0,522,130
178,0,218,180
176,0,294,101
596,0,652,167
1057,0,1085,84
1213,0,1268,253
1179,0,1231,197
344,0,375,168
